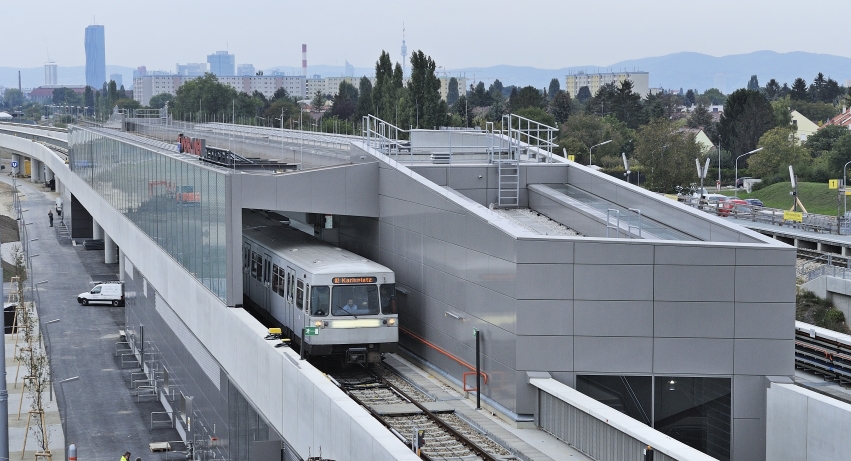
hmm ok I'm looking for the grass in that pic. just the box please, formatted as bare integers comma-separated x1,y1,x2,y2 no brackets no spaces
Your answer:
797,290,850,334
719,182,844,216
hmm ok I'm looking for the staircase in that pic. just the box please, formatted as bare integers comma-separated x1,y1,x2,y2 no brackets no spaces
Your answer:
497,159,520,208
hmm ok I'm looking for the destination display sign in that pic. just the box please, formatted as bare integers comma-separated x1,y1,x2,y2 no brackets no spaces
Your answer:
332,276,377,284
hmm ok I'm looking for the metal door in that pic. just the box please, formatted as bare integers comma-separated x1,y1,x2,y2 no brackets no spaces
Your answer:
242,243,251,297
286,267,296,335
262,253,272,313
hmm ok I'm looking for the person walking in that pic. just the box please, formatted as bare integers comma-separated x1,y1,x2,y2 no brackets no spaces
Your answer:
47,210,53,227
120,451,131,461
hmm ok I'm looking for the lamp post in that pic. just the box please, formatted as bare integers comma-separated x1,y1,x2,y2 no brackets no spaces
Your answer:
734,147,763,198
588,139,612,166
55,376,79,455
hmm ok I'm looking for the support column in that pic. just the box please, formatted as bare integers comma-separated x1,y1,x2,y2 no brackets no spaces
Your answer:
104,233,117,264
44,168,54,190
92,220,103,240
29,159,40,183
11,154,21,177
118,249,125,281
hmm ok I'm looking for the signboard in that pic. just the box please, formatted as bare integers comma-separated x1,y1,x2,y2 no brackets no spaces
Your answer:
567,154,575,162
10,161,18,168
178,136,206,156
829,179,840,189
783,210,803,222
303,326,319,336
332,276,377,284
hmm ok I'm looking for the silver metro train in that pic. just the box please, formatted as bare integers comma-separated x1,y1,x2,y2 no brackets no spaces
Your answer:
242,212,397,364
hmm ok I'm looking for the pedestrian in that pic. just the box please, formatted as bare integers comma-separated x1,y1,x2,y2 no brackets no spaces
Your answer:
120,452,131,461
48,210,53,227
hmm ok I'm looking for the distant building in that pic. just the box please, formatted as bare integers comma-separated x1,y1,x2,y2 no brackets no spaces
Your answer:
133,66,147,79
207,51,235,77
823,106,851,130
85,25,106,87
565,71,650,99
438,76,468,103
28,85,87,104
109,73,123,88
134,74,306,106
790,110,819,141
237,64,255,76
44,62,58,86
176,63,207,77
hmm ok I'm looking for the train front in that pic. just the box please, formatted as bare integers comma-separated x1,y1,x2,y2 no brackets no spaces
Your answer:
304,272,397,364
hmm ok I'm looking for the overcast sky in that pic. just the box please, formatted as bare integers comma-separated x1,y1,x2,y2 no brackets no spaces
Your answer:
4,0,849,72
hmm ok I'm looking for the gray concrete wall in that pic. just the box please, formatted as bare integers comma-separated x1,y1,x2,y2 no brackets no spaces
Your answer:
766,381,851,461
801,275,851,322
334,142,796,461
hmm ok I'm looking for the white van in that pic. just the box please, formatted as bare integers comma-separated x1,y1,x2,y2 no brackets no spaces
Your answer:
77,282,124,306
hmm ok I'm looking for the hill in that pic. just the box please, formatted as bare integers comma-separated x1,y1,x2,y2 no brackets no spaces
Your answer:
724,182,841,216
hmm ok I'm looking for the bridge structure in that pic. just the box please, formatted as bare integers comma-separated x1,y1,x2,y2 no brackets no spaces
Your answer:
0,117,798,461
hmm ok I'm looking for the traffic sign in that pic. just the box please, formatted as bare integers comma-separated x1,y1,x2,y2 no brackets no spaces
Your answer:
567,155,575,162
10,161,17,168
829,179,840,189
303,326,319,336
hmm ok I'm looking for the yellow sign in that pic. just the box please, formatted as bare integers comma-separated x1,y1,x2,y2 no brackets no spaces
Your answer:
663,194,679,201
783,211,803,222
846,190,851,196
829,179,840,189
567,155,575,162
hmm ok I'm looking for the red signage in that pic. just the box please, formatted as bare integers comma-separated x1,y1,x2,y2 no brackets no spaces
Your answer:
178,135,206,156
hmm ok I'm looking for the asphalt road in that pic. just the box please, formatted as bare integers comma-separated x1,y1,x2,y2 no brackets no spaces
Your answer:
3,175,179,461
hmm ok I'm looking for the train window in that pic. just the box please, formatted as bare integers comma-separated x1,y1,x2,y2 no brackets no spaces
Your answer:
271,265,280,294
250,252,262,280
263,257,271,285
296,280,304,309
380,284,396,314
310,286,329,316
332,285,379,316
287,269,295,302
276,269,286,297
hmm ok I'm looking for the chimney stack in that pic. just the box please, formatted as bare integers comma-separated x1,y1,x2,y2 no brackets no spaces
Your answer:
302,44,307,78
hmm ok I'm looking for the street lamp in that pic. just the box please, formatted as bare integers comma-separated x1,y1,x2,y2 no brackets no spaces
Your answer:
589,139,612,166
734,147,763,198
55,375,79,453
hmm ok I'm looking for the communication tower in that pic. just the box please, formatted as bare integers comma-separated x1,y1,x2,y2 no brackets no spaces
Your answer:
400,24,408,78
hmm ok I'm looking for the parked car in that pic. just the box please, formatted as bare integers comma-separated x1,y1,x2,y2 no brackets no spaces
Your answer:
744,198,764,207
717,198,749,216
77,281,125,306
735,177,752,188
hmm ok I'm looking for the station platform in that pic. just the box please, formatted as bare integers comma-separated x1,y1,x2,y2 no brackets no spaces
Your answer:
726,216,851,255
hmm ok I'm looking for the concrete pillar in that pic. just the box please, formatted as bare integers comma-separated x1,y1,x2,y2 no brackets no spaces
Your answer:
44,168,54,182
11,154,21,176
30,159,40,183
92,220,103,240
118,249,125,281
104,233,117,264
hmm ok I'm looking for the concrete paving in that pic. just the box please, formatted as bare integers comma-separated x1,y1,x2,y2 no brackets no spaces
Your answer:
1,176,180,461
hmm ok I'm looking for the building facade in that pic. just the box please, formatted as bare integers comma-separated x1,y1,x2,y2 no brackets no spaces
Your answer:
44,63,58,86
565,71,649,99
237,64,255,76
109,73,123,88
84,25,106,88
176,63,207,77
207,51,235,77
438,76,468,103
133,74,307,106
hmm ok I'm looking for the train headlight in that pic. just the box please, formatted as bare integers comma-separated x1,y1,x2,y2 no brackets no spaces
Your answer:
314,321,322,328
387,318,396,326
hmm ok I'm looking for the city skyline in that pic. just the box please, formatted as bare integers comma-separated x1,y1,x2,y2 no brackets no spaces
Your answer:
3,0,850,73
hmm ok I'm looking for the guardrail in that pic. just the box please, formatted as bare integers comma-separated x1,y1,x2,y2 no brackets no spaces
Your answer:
678,196,843,234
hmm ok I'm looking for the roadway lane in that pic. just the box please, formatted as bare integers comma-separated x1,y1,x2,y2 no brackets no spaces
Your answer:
3,176,179,460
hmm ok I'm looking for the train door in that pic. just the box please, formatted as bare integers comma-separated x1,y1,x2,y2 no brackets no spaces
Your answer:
242,242,251,297
262,253,272,312
286,267,296,336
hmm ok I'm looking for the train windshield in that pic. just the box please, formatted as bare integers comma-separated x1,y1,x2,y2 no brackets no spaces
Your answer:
310,286,330,316
332,285,379,316
380,284,396,314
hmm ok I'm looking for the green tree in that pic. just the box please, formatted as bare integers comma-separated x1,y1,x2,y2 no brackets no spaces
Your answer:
329,80,359,120
447,77,459,106
468,81,491,107
272,87,292,102
118,85,128,99
115,98,141,110
718,89,775,157
407,50,446,128
514,107,556,128
696,88,726,106
765,79,781,100
687,104,713,129
488,79,504,99
84,86,95,110
806,125,851,159
789,99,840,123
576,86,592,103
684,89,696,107
558,113,631,164
453,95,473,127
171,73,239,118
791,78,808,101
548,78,560,101
148,93,173,109
809,73,827,102
633,118,701,192
3,88,24,108
747,126,809,178
643,92,680,122
549,90,572,124
52,87,82,106
826,132,851,173
747,75,760,91
355,76,373,119
510,86,546,111
108,80,118,107
771,97,793,127
311,90,325,111
264,97,299,128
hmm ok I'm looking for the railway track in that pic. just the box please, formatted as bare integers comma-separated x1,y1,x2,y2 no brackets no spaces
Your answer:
328,364,514,461
795,322,851,388
797,247,849,266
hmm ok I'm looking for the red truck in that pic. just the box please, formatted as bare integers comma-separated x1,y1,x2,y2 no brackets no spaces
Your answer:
175,185,201,205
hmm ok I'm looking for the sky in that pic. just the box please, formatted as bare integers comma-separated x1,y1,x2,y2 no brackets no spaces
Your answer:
3,0,850,73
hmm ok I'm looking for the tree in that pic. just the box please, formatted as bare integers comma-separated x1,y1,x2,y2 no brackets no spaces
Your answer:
558,113,631,164
453,95,473,127
696,88,726,106
407,50,445,128
264,97,298,128
549,90,572,124
272,87,292,102
548,78,560,100
52,87,82,106
3,88,24,108
488,79,504,99
575,86,592,103
329,80,359,120
684,89,696,107
643,92,680,122
633,118,701,193
355,76,373,119
116,98,142,110
108,80,118,108
718,89,775,157
510,86,546,111
747,126,809,178
118,85,128,99
468,81,491,107
765,79,781,100
687,104,713,129
311,90,325,111
824,78,843,103
805,125,850,159
826,132,851,174
84,86,95,110
809,73,827,102
791,78,808,101
148,93,173,109
447,77,459,106
747,75,760,91
371,51,398,121
171,73,240,118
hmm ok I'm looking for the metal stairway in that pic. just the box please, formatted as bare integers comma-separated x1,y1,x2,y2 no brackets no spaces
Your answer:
497,159,520,207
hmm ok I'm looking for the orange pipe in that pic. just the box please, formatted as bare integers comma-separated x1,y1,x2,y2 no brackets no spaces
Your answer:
401,327,488,382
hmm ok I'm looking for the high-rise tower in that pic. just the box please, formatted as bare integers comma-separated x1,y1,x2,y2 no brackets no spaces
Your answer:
85,25,106,87
44,62,58,86
400,24,408,78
